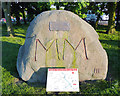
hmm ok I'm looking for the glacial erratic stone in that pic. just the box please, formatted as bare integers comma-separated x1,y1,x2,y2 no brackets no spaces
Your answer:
17,10,108,83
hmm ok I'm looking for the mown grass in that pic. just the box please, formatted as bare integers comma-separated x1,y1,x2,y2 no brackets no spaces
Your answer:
1,24,120,95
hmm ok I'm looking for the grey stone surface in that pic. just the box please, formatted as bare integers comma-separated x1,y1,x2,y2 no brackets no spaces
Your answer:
17,10,108,83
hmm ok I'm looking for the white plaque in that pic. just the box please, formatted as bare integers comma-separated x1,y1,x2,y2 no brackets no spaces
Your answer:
46,68,79,92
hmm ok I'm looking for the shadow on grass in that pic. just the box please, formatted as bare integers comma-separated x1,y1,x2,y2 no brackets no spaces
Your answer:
97,24,120,34
97,25,108,30
2,30,26,39
2,41,21,79
97,31,108,34
107,49,120,81
100,40,119,47
14,32,26,39
2,24,28,38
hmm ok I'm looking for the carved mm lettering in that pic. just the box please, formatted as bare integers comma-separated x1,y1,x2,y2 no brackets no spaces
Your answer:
35,38,88,61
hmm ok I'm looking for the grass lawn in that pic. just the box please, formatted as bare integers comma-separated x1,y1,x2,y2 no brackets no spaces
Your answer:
1,24,120,95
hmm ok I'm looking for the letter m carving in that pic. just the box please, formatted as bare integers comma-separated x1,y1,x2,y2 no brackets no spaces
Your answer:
34,38,88,61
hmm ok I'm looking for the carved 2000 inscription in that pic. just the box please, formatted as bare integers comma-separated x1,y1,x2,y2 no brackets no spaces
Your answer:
35,38,88,61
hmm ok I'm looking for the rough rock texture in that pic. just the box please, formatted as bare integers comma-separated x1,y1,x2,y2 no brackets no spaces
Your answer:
17,10,108,83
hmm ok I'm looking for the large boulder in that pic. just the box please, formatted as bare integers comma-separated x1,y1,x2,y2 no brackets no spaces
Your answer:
17,10,108,83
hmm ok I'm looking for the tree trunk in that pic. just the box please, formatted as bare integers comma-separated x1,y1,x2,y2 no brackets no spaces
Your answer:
2,2,14,37
16,15,20,25
22,9,26,24
56,5,59,10
27,9,34,22
95,14,100,30
56,4,60,10
107,2,117,34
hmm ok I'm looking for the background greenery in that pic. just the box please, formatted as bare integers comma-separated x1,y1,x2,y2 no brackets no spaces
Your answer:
2,2,120,36
1,23,120,95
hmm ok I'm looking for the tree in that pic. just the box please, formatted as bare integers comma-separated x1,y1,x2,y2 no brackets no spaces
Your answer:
20,2,27,24
11,2,51,24
53,2,89,18
2,2,14,37
11,2,21,25
116,1,120,27
87,2,107,29
11,2,29,25
54,2,63,10
25,2,51,22
107,2,117,34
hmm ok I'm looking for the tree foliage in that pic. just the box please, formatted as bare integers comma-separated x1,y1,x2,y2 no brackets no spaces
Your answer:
2,2,118,35
87,2,107,29
26,2,51,22
11,2,51,24
11,2,22,25
53,2,89,18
